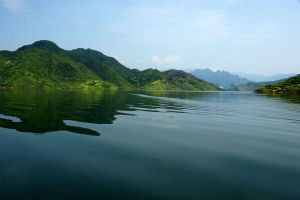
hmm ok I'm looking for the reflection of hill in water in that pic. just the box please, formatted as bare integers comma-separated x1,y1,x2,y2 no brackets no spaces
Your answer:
1,90,298,136
0,90,198,136
263,94,300,104
261,94,300,113
0,90,134,136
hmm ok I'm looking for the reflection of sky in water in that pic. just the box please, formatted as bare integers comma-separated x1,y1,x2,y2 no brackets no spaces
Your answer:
131,92,300,125
0,114,21,122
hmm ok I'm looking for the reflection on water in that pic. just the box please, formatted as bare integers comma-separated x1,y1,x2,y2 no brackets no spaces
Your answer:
0,90,154,135
0,89,299,132
0,90,215,135
260,93,300,113
0,90,299,200
0,90,125,135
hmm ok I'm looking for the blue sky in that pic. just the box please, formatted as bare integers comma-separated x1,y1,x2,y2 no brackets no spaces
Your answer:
1,0,300,75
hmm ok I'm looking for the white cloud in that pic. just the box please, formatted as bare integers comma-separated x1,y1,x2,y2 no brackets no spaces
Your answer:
165,55,180,64
152,55,180,65
2,0,26,12
152,56,161,64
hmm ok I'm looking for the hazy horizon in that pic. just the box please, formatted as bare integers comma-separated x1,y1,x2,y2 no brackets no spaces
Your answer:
1,0,300,76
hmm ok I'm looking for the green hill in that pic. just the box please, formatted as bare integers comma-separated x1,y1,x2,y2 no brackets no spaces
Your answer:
67,48,136,89
255,75,300,94
0,41,116,89
235,78,288,91
0,40,221,90
141,70,220,90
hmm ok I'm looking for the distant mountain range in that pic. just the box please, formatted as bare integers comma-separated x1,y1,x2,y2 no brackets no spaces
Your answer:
189,68,250,89
189,68,296,90
233,72,295,82
0,40,220,90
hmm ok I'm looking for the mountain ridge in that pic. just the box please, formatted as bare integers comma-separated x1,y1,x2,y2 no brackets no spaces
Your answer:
233,71,295,82
0,40,221,91
189,68,251,89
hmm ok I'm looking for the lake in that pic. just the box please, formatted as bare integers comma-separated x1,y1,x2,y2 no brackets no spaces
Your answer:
0,90,299,200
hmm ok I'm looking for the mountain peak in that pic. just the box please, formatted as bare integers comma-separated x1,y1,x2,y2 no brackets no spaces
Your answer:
190,68,250,89
17,40,62,53
31,40,62,53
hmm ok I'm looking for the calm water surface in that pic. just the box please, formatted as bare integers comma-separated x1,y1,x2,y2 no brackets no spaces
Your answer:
0,90,299,200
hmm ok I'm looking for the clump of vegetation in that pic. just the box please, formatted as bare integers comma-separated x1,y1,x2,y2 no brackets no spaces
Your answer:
255,75,300,94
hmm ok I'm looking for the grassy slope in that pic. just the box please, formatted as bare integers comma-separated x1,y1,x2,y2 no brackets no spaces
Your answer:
67,48,135,89
255,75,300,94
132,68,164,87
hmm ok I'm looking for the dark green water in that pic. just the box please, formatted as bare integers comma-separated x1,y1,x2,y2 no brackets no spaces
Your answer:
0,90,299,200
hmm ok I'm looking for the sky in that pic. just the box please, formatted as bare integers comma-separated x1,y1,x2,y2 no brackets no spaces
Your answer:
0,0,300,75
